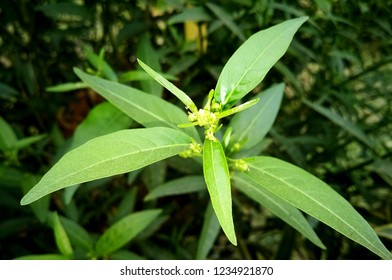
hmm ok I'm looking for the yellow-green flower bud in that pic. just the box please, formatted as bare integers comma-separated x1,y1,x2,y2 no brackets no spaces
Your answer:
234,159,249,172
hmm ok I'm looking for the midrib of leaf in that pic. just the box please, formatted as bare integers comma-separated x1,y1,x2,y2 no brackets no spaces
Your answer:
204,140,236,245
250,163,382,254
50,135,187,186
234,174,291,216
75,69,180,131
224,26,294,105
233,173,326,249
209,145,229,221
95,82,178,131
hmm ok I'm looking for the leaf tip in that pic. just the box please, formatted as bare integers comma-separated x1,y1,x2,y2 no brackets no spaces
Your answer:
229,235,237,246
73,67,82,75
20,195,32,206
20,188,40,206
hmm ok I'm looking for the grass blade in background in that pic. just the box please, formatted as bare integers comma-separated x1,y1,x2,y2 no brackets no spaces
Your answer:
59,215,94,252
206,3,245,41
0,116,17,151
83,45,118,82
145,175,206,201
196,201,221,259
46,82,87,92
137,35,163,97
168,6,212,24
68,102,133,151
95,209,162,256
303,99,374,149
52,212,74,258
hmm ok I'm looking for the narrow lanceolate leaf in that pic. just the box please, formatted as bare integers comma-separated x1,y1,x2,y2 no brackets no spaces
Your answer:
21,127,193,205
96,209,161,256
0,116,17,151
243,156,392,260
215,16,308,108
68,102,133,151
137,59,198,113
196,201,221,259
205,3,245,41
59,215,94,252
217,98,260,119
145,175,206,201
302,99,374,149
46,82,87,92
74,68,200,142
232,172,325,249
52,212,74,258
83,45,118,82
229,83,284,150
203,139,236,245
15,254,69,260
137,35,163,97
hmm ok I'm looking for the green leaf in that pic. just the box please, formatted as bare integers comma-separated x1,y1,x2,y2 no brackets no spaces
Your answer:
203,139,236,245
243,156,392,259
145,175,206,201
232,172,325,249
229,83,284,150
36,3,92,21
15,254,69,260
137,35,163,97
137,59,198,113
168,7,212,24
52,212,74,258
21,127,193,205
83,45,118,82
22,175,50,223
302,99,374,149
375,224,392,241
0,218,31,239
46,82,87,92
74,68,200,142
215,16,308,108
69,102,133,151
167,56,198,76
15,134,46,150
0,82,18,102
217,98,260,119
111,188,138,223
141,161,167,191
110,250,146,260
0,116,17,151
118,70,177,83
0,165,25,188
196,201,221,259
206,3,245,41
95,209,162,256
59,216,94,251
369,159,392,187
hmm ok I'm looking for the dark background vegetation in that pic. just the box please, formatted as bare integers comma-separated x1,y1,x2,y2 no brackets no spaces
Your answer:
1,0,391,259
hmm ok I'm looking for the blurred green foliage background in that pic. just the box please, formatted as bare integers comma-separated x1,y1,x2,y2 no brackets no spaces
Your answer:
1,0,391,259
